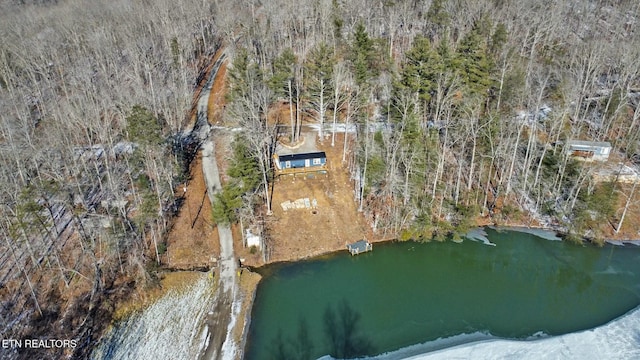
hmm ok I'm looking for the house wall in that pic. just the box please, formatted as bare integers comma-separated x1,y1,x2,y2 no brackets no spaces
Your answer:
245,229,261,247
313,158,326,166
291,159,307,168
569,145,611,162
279,157,326,169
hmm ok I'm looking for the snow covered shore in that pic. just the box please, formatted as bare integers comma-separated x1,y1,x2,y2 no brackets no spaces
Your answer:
319,305,640,360
403,304,640,360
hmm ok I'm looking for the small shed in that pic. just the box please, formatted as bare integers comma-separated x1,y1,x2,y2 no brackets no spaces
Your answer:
567,140,611,162
274,152,326,170
245,229,261,248
347,240,373,256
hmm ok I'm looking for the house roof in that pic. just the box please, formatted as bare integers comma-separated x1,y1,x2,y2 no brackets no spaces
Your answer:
567,140,611,148
277,152,326,162
347,240,371,253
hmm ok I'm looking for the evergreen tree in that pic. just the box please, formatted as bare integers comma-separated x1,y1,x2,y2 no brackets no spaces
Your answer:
227,48,251,101
211,183,244,225
400,35,442,104
331,0,343,43
456,29,493,96
426,0,449,39
227,135,261,192
305,42,335,137
437,34,456,68
227,47,268,104
351,22,377,87
490,23,508,55
268,48,297,99
126,105,163,146
305,43,334,88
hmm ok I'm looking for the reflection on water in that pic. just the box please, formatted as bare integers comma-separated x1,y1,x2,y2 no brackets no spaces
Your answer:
268,300,374,359
323,300,374,358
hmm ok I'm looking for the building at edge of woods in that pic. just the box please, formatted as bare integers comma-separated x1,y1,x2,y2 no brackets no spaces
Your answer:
567,140,612,162
273,152,327,174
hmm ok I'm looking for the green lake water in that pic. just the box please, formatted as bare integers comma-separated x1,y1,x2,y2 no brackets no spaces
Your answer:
245,228,640,359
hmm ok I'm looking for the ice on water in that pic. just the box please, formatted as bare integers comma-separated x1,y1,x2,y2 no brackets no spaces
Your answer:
367,305,640,360
465,227,563,246
464,228,496,246
488,226,562,241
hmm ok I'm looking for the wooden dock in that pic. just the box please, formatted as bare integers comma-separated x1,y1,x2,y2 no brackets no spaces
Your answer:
347,240,372,256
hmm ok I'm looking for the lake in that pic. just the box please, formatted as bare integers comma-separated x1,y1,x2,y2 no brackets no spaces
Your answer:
245,228,640,359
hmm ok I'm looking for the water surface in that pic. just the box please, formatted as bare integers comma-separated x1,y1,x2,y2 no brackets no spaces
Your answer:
246,228,640,359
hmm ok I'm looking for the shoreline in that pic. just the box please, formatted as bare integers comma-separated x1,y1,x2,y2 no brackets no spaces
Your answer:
397,303,640,360
248,224,640,271
96,225,640,359
235,270,262,360
238,224,640,359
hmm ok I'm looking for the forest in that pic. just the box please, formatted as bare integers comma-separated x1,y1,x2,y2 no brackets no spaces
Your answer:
0,0,639,359
222,0,640,244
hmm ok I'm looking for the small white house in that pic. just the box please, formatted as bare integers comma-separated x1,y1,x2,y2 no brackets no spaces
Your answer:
567,140,611,162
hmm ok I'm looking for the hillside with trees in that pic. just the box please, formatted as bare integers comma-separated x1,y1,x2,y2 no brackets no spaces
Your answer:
0,0,220,358
221,0,640,244
1,0,639,358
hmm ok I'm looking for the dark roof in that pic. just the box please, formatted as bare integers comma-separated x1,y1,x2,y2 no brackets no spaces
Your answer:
278,152,326,162
347,240,370,252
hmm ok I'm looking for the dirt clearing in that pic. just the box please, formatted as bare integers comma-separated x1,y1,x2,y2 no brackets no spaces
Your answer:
250,131,373,265
165,153,220,269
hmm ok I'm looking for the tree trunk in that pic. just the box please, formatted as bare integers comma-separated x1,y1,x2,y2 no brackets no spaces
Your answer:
616,182,637,234
288,79,295,142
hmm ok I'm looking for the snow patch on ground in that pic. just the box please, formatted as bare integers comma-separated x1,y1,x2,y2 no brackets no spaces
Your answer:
91,274,216,360
220,293,241,359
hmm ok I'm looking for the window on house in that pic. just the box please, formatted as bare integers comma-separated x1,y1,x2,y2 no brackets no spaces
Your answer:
313,158,321,165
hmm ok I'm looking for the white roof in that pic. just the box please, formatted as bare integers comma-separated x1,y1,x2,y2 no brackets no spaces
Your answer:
567,140,611,148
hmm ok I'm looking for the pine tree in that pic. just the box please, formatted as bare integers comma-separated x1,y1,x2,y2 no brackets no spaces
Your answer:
351,22,377,87
456,30,493,96
426,0,449,39
211,183,244,225
305,42,335,137
268,48,299,141
126,105,163,147
227,48,251,101
227,135,261,192
268,48,296,99
331,0,343,43
490,23,508,55
400,35,443,104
